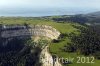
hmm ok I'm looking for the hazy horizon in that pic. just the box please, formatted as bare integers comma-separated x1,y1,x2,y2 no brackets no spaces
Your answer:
0,0,100,17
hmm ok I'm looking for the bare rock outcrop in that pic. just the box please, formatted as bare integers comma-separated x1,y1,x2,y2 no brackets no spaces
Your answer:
0,25,60,39
39,46,62,66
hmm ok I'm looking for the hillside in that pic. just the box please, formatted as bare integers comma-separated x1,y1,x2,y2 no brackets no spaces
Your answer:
0,17,100,66
85,11,100,17
45,11,100,25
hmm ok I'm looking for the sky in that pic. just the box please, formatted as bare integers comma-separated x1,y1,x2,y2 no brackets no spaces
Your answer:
0,0,100,16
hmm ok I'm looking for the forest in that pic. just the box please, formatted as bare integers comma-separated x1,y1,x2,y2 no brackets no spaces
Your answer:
62,25,100,59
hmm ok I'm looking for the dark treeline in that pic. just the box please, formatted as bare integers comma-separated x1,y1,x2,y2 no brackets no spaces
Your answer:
63,25,100,59
52,15,88,23
0,37,41,66
51,15,100,24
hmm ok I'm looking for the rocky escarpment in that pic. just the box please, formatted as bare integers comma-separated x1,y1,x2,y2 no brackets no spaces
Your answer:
39,46,62,66
0,25,60,39
0,24,61,66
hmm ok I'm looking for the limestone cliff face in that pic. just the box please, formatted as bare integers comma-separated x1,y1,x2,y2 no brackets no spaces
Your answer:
29,25,60,39
0,24,61,66
39,46,62,66
1,25,60,39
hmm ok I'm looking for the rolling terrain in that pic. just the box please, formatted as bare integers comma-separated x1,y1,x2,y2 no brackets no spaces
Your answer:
0,16,100,66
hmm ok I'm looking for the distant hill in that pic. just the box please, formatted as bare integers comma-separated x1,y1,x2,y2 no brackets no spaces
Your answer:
85,11,100,17
44,11,100,25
